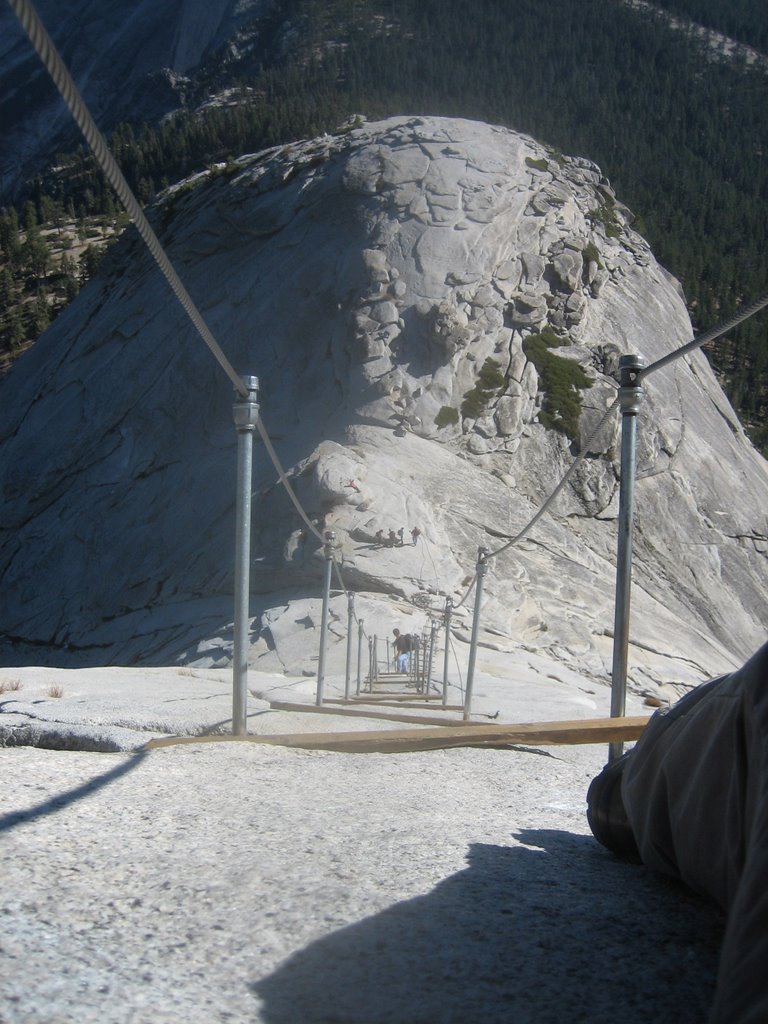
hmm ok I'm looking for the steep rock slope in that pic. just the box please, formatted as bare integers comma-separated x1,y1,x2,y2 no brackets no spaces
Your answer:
1,116,766,691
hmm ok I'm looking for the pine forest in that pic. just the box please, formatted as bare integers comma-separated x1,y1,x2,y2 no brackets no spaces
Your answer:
1,0,766,450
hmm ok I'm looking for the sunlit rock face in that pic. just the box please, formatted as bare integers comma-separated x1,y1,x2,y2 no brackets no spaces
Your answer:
1,115,766,695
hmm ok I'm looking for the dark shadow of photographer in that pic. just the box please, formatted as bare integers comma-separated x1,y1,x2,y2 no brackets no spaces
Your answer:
252,830,723,1023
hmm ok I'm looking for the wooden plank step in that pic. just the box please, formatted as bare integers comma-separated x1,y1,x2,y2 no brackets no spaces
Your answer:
353,691,423,700
334,693,445,703
145,715,650,753
269,700,478,727
329,699,464,712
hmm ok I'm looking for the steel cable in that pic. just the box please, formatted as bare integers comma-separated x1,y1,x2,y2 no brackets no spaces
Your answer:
11,0,336,608
254,418,324,543
429,294,768,653
453,573,478,611
10,0,351,659
448,636,465,702
448,293,768,591
331,556,355,609
487,395,621,559
331,552,372,639
479,293,768,564
8,0,248,398
638,294,768,382
423,534,443,591
450,395,621,608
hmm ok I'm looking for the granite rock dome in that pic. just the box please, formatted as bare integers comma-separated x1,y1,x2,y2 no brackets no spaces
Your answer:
1,115,766,694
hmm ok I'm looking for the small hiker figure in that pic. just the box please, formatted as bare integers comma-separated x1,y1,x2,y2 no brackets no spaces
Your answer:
397,527,405,546
375,529,384,545
388,529,398,547
411,526,421,546
392,629,413,672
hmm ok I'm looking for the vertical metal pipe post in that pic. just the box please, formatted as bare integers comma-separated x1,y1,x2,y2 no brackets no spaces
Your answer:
417,632,423,691
609,355,646,761
315,531,335,707
426,624,437,696
344,593,355,701
367,637,374,691
442,598,453,706
356,618,364,695
464,547,490,722
232,375,259,736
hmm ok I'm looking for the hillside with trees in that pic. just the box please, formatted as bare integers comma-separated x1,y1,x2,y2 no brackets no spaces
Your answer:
1,0,766,448
650,0,767,50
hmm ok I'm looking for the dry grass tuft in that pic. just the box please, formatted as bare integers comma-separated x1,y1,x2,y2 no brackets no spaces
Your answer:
46,684,65,699
0,678,23,695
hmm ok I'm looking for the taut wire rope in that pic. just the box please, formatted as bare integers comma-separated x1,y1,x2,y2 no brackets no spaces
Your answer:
448,636,465,701
454,288,768,595
7,0,247,398
638,293,768,381
487,395,621,559
255,418,324,543
450,392,622,609
421,533,443,592
331,554,370,638
453,573,478,612
10,0,326,547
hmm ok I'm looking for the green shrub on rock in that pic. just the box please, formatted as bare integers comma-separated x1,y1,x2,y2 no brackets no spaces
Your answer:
522,331,592,443
461,358,505,420
435,405,460,428
589,200,621,239
478,359,505,390
583,242,602,268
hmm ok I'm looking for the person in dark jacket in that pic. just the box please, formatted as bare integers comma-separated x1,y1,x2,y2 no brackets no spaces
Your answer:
392,629,413,672
587,641,768,1024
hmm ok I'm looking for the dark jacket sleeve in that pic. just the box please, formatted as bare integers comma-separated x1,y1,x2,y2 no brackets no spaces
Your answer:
620,641,768,1024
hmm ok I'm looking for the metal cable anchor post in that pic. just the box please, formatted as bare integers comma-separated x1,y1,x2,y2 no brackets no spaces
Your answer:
356,619,364,695
315,532,336,706
344,592,355,701
464,547,490,721
232,375,259,735
609,354,645,761
426,622,437,697
442,598,453,707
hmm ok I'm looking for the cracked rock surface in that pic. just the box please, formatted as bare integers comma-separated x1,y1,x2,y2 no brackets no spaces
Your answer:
0,665,722,1023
